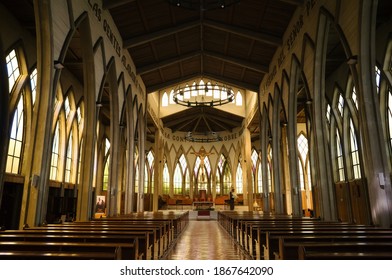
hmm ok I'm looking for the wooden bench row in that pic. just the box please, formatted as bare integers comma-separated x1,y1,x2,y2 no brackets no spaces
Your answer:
0,211,189,260
218,211,392,260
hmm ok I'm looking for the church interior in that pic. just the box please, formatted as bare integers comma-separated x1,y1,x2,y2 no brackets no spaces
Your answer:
0,0,392,260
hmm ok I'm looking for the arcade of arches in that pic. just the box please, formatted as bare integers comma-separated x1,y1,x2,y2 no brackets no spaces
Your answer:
1,0,392,231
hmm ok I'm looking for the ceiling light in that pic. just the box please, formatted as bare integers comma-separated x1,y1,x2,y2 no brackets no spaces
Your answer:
172,80,235,107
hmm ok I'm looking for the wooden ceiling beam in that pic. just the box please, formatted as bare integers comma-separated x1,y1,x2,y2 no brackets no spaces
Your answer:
203,19,282,47
203,51,269,73
102,0,136,10
123,20,200,48
137,51,201,75
202,73,260,93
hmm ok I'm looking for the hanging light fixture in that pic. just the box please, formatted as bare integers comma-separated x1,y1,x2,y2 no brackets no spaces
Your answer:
172,79,235,107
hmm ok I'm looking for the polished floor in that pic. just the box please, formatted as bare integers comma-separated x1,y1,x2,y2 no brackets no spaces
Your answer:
166,220,250,260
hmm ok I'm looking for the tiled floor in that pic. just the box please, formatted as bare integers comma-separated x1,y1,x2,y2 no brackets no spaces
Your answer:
166,220,250,260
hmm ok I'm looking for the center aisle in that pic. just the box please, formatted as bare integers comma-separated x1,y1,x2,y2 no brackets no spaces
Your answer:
166,220,250,260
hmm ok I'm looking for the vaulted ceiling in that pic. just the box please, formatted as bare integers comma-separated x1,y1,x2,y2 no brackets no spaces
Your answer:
3,0,391,144
104,0,301,93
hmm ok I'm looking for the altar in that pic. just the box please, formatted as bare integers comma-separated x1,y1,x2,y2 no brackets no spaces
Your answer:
192,201,214,211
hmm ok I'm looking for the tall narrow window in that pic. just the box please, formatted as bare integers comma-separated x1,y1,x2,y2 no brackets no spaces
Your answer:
103,138,110,191
65,130,73,183
6,96,24,174
50,122,60,180
351,86,358,110
338,94,344,116
173,163,182,194
64,97,71,119
6,49,20,93
257,163,263,193
375,66,381,94
163,162,170,194
267,162,272,192
30,68,38,106
236,162,243,194
388,88,392,157
326,103,331,124
103,158,110,191
350,119,362,179
162,92,168,107
144,164,149,193
297,133,309,190
236,91,243,106
336,129,345,182
146,150,154,194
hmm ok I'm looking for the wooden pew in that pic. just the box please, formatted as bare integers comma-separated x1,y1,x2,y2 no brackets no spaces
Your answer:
294,242,392,260
248,224,388,259
276,235,392,259
38,223,164,259
8,228,154,259
217,211,392,260
0,240,138,260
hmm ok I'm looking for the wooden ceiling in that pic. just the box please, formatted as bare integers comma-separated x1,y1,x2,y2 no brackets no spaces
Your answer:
104,0,301,93
4,0,390,144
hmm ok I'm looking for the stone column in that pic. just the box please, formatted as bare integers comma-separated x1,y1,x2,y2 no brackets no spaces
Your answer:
280,125,292,214
0,37,9,209
21,0,55,227
74,19,97,222
243,128,253,210
153,129,164,211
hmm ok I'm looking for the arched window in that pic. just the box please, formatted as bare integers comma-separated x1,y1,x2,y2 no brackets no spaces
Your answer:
351,86,358,111
50,122,60,180
64,97,71,119
387,88,392,159
30,68,38,106
297,133,311,190
235,91,243,106
162,92,168,107
6,96,24,174
349,119,362,179
336,128,345,182
65,130,73,183
236,161,243,194
337,94,344,117
326,103,331,125
173,163,182,194
6,49,20,93
163,162,170,194
375,65,381,94
146,150,154,193
257,162,263,193
103,138,110,191
195,154,211,191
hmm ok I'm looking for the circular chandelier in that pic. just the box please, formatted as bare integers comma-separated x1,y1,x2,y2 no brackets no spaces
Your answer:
185,131,222,142
167,0,241,11
172,80,235,107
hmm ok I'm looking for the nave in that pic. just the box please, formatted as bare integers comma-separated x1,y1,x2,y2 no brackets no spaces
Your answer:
165,220,250,260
